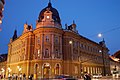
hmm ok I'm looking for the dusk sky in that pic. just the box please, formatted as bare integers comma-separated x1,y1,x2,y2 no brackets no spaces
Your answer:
0,0,120,55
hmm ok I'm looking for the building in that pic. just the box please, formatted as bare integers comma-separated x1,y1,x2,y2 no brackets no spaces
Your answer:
6,1,110,79
110,50,120,78
0,0,5,24
0,53,7,78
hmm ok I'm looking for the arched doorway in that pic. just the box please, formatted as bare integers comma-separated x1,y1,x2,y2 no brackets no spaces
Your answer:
43,63,50,78
34,63,39,79
55,64,60,75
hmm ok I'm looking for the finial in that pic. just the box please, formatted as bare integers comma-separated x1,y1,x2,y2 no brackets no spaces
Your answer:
26,21,27,24
103,38,105,42
49,0,51,3
73,20,75,24
65,23,68,29
72,20,76,27
48,0,52,7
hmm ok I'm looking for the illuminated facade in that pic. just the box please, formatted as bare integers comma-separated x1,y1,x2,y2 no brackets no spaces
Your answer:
110,50,120,78
6,2,110,79
0,54,7,78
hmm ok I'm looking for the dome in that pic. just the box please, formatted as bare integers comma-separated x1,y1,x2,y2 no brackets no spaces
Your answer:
38,2,61,24
113,50,120,58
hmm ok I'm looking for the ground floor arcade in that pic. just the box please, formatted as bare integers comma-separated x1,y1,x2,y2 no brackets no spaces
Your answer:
5,60,109,79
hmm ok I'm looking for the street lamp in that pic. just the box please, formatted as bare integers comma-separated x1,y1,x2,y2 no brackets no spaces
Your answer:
8,67,12,78
69,40,72,44
69,40,73,76
98,33,106,76
17,66,22,76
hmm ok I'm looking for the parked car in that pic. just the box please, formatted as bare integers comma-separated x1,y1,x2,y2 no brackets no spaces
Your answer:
92,74,102,78
55,75,76,80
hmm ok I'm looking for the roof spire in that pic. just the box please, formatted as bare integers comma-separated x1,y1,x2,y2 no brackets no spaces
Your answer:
49,0,51,3
12,29,17,41
73,20,75,24
48,0,52,7
26,21,27,24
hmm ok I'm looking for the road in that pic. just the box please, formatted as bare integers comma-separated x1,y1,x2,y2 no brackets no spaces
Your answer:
2,76,120,80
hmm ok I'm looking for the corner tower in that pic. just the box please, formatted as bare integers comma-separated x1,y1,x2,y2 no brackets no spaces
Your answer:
36,2,62,29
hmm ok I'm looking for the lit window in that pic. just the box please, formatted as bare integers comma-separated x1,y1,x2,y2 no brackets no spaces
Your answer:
46,16,50,19
38,49,40,57
99,50,102,53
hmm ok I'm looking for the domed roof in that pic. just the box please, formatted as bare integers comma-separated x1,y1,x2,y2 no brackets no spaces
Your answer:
38,2,61,24
113,50,120,58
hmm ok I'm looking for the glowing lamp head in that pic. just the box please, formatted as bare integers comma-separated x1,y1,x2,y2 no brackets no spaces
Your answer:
69,41,72,44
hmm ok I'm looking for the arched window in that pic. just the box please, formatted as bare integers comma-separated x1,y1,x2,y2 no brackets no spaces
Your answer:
43,63,50,78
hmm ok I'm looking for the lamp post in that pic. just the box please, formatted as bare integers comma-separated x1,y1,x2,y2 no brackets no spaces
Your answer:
98,33,106,76
1,68,5,79
17,66,22,77
8,67,11,79
69,40,73,76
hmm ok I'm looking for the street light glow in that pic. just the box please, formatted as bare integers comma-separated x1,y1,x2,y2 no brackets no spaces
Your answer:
19,68,22,71
99,50,102,53
69,40,72,44
17,66,20,69
0,20,2,24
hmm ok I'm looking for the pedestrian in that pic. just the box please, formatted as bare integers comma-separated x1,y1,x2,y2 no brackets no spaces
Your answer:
28,74,33,80
16,75,18,80
84,72,91,80
19,74,22,80
23,73,26,80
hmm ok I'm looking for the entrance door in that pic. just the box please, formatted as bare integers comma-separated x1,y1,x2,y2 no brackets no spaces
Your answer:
55,64,60,75
43,63,50,78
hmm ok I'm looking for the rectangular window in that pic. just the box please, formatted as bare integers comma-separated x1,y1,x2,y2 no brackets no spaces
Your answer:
46,36,49,42
44,48,49,58
55,36,59,44
37,37,40,44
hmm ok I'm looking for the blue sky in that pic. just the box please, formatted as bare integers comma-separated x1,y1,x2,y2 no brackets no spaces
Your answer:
0,0,120,55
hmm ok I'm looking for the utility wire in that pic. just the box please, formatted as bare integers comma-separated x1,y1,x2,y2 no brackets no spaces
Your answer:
88,26,120,37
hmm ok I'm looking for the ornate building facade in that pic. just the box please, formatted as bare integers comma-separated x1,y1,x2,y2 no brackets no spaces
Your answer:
110,50,120,78
0,54,7,78
6,2,110,79
0,0,5,24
